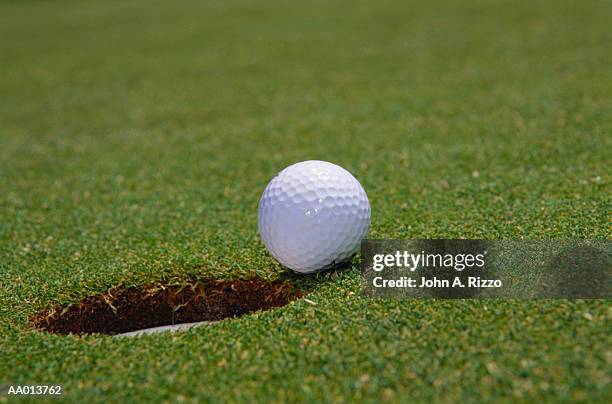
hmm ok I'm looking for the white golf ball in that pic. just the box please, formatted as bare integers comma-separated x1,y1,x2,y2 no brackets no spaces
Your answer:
258,160,371,273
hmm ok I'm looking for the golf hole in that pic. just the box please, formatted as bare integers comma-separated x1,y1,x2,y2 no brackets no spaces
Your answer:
30,279,303,336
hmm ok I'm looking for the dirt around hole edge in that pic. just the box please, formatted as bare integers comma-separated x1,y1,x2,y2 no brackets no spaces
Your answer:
29,278,304,335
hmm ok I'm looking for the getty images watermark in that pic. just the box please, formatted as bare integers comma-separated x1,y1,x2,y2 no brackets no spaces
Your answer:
361,240,611,299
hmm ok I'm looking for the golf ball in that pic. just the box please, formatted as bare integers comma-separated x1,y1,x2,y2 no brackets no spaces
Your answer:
258,160,371,273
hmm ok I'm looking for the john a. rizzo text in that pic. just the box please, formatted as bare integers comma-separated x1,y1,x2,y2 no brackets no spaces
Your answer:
373,276,502,288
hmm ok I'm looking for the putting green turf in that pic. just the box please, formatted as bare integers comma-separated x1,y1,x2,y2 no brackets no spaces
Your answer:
1,0,610,401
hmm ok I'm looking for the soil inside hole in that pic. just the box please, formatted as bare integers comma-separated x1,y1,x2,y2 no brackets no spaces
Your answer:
30,279,303,335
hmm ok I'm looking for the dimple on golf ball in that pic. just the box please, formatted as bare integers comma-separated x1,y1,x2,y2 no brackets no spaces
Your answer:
258,160,371,273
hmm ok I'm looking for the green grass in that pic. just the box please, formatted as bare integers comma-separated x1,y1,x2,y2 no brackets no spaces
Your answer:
1,0,610,401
